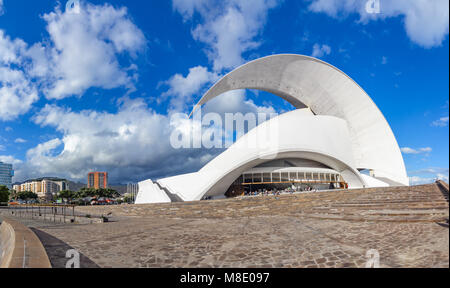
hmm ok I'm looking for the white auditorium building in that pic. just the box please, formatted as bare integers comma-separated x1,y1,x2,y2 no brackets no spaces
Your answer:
136,54,408,204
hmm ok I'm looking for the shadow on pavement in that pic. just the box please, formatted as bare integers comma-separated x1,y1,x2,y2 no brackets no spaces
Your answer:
31,228,100,268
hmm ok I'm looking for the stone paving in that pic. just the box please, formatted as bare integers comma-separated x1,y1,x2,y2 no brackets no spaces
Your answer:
6,183,450,268
31,215,448,268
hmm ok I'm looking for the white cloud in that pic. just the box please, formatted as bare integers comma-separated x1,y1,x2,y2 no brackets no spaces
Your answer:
162,66,218,111
401,147,432,155
172,0,209,19
381,56,388,65
27,2,146,100
308,0,449,48
431,116,449,127
204,90,276,116
1,2,146,120
168,0,281,115
0,155,22,165
14,138,27,144
0,31,39,121
0,0,4,15
16,94,276,183
11,99,218,183
408,167,449,185
409,174,449,185
311,43,332,58
0,144,4,151
174,0,280,71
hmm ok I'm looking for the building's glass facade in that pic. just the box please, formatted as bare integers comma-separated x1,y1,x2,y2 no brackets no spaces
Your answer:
238,171,342,185
0,161,14,189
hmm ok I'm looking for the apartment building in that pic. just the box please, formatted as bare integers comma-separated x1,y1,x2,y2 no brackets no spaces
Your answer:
13,177,69,200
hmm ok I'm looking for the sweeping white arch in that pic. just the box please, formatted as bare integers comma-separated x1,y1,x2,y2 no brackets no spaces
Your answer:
193,54,408,186
135,54,408,204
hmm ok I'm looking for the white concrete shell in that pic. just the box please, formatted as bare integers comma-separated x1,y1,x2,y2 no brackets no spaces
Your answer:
135,180,171,204
194,54,408,186
136,54,408,204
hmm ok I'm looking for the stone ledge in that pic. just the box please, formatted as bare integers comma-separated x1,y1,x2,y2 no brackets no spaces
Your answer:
0,217,52,268
437,180,449,193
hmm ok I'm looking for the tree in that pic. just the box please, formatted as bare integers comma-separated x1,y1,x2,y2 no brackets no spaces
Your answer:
59,190,76,201
17,191,38,201
9,189,18,201
0,185,10,206
123,195,134,204
76,188,119,199
77,188,97,198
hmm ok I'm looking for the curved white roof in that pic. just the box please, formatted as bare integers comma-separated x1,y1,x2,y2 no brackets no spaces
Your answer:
194,54,408,186
157,110,367,201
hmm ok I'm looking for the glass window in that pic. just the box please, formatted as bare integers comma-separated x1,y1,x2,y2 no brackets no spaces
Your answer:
297,172,306,180
272,172,280,182
263,173,271,182
253,173,262,183
244,174,252,183
289,172,298,181
281,172,289,182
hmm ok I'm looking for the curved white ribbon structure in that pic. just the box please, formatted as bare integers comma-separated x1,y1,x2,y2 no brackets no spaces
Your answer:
136,54,408,204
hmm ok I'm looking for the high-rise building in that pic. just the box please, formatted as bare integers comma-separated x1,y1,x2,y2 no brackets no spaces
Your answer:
88,172,108,189
0,161,14,189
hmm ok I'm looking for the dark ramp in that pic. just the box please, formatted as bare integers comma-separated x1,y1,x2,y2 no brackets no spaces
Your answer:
31,228,100,268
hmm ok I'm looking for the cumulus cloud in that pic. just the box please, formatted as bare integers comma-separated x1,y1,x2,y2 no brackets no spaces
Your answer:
0,31,39,121
401,147,432,155
8,99,220,183
26,2,146,100
409,167,449,185
174,0,280,72
1,2,146,121
204,90,276,116
308,0,449,48
12,92,277,183
165,0,281,116
431,116,449,127
14,138,27,144
172,0,209,19
0,155,22,165
162,66,218,111
311,43,331,58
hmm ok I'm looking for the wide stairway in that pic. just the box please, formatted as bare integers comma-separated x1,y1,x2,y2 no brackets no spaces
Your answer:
76,182,449,224
302,181,449,222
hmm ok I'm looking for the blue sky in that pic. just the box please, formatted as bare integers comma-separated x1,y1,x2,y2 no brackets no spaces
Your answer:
0,0,448,185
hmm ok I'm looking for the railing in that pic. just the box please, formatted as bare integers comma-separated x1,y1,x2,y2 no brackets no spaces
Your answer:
0,204,106,224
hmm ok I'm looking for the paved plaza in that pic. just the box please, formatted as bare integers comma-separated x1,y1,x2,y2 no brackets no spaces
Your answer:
2,183,449,268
